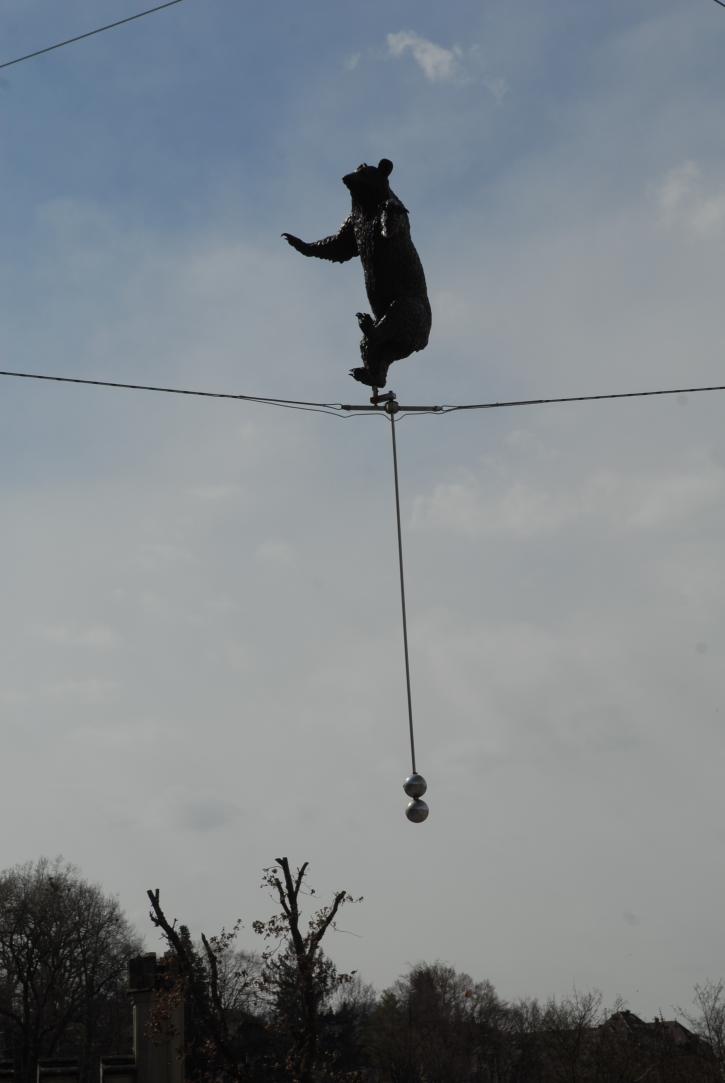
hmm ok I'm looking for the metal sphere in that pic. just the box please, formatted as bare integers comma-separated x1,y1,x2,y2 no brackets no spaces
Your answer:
405,798,429,823
403,773,428,798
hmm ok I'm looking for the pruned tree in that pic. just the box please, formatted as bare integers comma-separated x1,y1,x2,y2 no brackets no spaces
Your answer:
147,890,257,1083
0,857,141,1083
148,858,360,1083
252,857,360,1083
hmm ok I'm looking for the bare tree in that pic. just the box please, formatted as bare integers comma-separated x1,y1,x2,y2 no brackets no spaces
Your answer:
0,858,141,1083
539,989,603,1083
368,962,509,1083
681,980,725,1078
324,975,377,1078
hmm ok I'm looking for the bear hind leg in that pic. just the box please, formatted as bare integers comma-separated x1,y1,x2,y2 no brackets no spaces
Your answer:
352,333,394,388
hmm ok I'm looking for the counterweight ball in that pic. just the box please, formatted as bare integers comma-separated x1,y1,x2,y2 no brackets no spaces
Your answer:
405,798,429,823
403,773,427,798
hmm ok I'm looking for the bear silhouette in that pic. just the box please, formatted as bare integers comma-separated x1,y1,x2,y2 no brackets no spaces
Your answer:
282,159,431,388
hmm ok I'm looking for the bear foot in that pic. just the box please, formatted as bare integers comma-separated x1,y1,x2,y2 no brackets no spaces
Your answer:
349,366,387,388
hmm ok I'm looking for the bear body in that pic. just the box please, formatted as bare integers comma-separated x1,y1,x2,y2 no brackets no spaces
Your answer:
282,159,431,388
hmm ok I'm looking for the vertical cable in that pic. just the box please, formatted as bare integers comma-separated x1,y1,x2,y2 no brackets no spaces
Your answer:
389,411,417,774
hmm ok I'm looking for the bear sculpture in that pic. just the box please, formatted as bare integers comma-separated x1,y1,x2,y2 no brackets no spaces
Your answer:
282,159,431,389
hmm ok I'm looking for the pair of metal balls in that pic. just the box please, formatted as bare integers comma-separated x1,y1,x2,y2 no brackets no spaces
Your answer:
403,773,429,822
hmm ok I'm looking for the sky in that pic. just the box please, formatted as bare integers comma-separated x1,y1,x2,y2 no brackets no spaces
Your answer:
1,0,725,1023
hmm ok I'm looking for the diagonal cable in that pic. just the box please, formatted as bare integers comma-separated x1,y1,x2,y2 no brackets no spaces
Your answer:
0,368,344,411
440,383,725,413
0,1,186,72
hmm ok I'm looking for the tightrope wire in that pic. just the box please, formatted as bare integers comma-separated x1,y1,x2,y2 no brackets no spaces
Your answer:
1,368,724,418
439,383,725,413
0,368,348,414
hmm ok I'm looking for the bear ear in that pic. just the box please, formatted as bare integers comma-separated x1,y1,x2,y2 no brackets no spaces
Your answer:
378,158,394,177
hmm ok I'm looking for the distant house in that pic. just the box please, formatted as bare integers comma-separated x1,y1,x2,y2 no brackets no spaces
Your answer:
592,1009,720,1082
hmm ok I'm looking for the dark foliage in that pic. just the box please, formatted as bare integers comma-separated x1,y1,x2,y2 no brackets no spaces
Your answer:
3,857,722,1083
0,858,141,1083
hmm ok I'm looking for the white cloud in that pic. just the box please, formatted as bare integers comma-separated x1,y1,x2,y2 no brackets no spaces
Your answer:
0,689,28,705
68,716,171,749
483,74,509,104
386,31,461,83
188,483,244,502
134,541,195,569
384,31,507,97
255,538,296,566
46,678,119,704
222,641,255,674
34,623,120,648
657,161,700,221
690,192,725,236
656,161,725,236
412,465,725,538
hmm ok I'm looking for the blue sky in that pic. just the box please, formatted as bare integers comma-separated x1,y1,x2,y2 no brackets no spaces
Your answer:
2,0,725,1021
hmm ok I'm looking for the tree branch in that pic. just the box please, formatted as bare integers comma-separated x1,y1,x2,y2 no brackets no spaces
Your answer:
308,891,348,955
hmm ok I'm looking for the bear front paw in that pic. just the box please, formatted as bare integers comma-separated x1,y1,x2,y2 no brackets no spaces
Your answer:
356,312,375,335
282,233,307,254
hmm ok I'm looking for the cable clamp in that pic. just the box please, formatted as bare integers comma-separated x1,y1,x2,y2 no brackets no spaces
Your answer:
370,389,396,406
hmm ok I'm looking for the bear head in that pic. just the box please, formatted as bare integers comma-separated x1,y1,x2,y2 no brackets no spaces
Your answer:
342,159,394,208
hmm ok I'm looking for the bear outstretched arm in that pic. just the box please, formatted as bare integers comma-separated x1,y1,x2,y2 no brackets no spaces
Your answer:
282,215,358,264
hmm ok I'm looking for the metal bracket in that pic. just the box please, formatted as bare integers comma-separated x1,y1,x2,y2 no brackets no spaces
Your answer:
340,390,441,413
369,389,397,406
